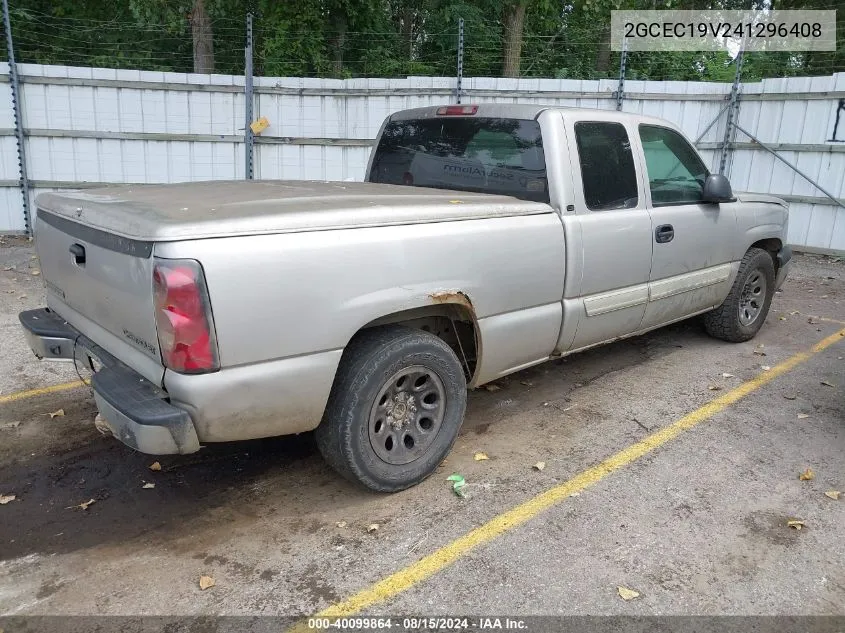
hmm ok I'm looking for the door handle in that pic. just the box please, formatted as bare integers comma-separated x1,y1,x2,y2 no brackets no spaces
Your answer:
655,224,674,243
69,243,86,265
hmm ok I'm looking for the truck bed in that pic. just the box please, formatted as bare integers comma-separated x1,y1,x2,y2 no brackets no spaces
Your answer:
35,180,553,241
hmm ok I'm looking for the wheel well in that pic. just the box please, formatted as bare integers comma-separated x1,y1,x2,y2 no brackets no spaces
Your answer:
750,238,781,269
359,304,479,381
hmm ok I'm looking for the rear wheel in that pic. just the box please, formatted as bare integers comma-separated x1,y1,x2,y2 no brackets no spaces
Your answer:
315,325,467,492
704,247,775,343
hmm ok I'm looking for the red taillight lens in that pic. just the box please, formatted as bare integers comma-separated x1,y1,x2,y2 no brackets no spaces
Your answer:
152,258,219,373
436,105,478,116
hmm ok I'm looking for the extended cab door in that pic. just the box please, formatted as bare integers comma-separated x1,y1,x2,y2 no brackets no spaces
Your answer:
635,125,738,330
556,113,653,352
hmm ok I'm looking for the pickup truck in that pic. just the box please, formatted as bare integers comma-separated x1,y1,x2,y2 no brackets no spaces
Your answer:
20,104,791,492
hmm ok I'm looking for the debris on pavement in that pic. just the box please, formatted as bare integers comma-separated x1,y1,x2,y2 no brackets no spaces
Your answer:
787,519,806,530
824,491,841,500
0,421,21,430
474,452,489,461
753,345,766,356
0,494,16,505
142,482,156,489
799,468,815,481
761,365,771,371
820,380,834,387
48,409,65,419
199,575,215,590
797,413,810,419
446,474,466,497
708,385,721,391
336,521,347,528
484,384,501,392
366,523,380,533
721,373,734,378
617,586,640,601
149,461,162,471
66,498,97,511
783,394,797,400
533,461,546,472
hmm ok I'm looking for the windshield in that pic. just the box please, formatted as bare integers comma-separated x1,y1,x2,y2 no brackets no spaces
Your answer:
368,117,549,203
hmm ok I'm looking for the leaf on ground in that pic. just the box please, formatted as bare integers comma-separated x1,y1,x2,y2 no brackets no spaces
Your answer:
484,384,501,392
199,575,215,590
533,461,546,472
148,461,162,471
761,365,771,371
142,482,155,489
366,523,380,533
820,381,834,387
336,521,347,528
48,409,65,419
787,519,806,530
721,373,734,378
617,586,640,601
798,468,815,481
446,473,467,497
0,494,16,505
473,452,489,461
783,394,797,400
797,413,810,419
824,490,840,500
708,385,722,391
66,498,96,511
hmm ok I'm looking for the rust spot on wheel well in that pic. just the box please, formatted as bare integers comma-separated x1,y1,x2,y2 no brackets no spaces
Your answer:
429,290,474,313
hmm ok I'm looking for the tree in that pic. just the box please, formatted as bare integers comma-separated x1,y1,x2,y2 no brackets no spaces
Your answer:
190,0,215,73
502,0,528,77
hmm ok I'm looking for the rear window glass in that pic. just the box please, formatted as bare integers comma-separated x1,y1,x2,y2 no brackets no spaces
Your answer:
368,117,549,203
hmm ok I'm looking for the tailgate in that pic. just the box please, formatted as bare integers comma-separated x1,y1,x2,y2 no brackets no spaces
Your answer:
35,210,165,385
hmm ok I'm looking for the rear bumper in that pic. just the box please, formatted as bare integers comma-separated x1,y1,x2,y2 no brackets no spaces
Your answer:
19,308,200,455
775,245,793,290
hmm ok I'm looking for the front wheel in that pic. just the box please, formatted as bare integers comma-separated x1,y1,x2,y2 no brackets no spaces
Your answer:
704,247,775,343
315,325,467,492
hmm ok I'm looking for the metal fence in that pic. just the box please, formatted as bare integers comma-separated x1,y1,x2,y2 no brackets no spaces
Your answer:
0,61,844,252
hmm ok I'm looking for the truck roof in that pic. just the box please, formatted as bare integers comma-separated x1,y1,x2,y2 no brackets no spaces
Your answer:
388,103,679,130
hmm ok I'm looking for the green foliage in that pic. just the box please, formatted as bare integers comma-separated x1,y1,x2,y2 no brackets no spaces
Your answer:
2,0,843,80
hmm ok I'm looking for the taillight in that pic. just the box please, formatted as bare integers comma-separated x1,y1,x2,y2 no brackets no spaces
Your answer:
152,258,219,373
436,105,478,116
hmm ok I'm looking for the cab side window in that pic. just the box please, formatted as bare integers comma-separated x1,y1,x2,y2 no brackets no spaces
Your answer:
574,122,638,211
639,125,708,206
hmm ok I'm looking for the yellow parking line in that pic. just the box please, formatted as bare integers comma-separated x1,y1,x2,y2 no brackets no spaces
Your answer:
0,379,88,405
297,327,845,624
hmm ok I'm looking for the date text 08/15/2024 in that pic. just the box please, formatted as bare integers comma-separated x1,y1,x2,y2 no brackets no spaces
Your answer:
307,617,528,630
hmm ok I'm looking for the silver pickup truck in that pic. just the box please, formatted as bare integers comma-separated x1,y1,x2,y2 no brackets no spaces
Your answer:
20,104,791,491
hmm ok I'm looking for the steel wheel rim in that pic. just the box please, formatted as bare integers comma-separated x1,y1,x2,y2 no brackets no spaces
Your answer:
738,268,767,326
368,365,447,465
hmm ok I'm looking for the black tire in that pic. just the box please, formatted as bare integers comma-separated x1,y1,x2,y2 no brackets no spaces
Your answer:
315,325,467,492
704,247,775,343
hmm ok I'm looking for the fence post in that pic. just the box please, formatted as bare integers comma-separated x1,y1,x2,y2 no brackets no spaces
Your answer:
719,47,744,175
615,36,627,111
455,17,464,104
244,12,254,180
2,0,31,234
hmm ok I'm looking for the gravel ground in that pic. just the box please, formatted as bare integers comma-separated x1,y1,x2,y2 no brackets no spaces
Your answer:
0,237,842,620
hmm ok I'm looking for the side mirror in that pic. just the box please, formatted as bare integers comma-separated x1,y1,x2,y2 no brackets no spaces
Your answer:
702,174,736,203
